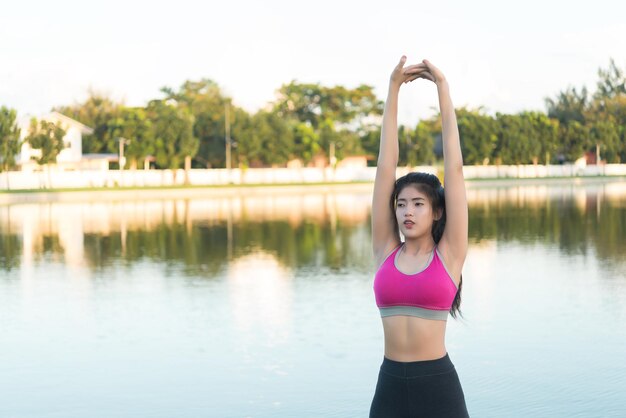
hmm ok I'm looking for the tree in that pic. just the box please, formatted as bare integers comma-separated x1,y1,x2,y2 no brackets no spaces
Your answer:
274,82,383,164
544,59,626,164
334,129,362,161
589,120,621,163
518,112,553,165
589,61,626,162
530,112,559,165
24,118,66,188
161,79,237,168
495,114,529,164
545,86,589,124
595,58,626,101
275,82,382,127
54,90,122,153
412,120,437,166
559,121,590,163
318,118,339,166
106,107,154,169
456,108,497,165
237,110,293,167
291,121,320,165
146,100,198,183
397,121,436,167
0,106,22,189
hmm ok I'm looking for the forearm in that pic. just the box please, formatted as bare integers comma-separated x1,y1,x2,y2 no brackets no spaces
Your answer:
437,81,463,170
378,83,400,168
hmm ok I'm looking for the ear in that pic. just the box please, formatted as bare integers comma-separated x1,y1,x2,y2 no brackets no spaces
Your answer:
434,207,443,221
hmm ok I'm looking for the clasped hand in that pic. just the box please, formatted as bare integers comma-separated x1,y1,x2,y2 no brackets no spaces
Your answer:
390,56,446,87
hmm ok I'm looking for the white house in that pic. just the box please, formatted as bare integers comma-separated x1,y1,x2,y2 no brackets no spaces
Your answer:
17,112,112,171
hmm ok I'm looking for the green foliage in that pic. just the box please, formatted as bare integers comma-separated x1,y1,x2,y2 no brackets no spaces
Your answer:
43,57,626,168
334,129,362,161
237,110,293,167
519,112,556,165
274,81,383,165
545,86,589,124
106,107,154,168
54,90,122,153
495,113,527,164
146,100,198,170
589,120,621,163
397,120,436,167
274,82,383,127
544,58,626,163
0,106,22,172
456,108,497,165
161,79,233,168
25,118,66,165
291,122,320,164
595,58,626,100
531,112,559,165
3,192,625,275
559,121,590,162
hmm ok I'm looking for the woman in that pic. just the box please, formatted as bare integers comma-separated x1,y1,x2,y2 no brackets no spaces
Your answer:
370,56,470,417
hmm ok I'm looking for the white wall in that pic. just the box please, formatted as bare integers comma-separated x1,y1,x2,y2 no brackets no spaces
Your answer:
55,126,83,163
1,164,626,191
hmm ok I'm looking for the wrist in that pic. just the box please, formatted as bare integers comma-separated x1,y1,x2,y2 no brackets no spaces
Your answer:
436,78,449,89
388,78,402,91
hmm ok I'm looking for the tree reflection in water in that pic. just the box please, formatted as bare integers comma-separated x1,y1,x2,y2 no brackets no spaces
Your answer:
1,180,625,276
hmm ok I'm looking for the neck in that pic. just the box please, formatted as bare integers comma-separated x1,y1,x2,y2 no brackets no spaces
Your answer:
402,237,436,256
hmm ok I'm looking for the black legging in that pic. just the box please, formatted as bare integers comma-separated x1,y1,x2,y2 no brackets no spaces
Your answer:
369,352,469,418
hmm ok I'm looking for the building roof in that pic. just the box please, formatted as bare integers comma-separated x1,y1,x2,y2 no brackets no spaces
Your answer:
17,111,94,135
46,112,94,134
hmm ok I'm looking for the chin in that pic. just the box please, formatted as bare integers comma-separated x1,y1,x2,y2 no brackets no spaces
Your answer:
402,228,426,239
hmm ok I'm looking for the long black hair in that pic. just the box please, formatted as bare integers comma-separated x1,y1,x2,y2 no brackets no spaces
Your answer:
391,172,463,319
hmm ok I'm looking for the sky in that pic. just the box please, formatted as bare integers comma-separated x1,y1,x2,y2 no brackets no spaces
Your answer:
1,0,625,126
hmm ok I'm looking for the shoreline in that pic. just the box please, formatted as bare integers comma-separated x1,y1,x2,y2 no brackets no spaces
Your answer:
1,175,625,205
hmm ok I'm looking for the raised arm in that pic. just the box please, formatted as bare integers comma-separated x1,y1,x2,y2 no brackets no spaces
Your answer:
408,60,468,264
372,57,430,264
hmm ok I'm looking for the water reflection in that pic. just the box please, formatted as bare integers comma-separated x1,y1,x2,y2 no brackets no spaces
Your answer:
1,180,626,417
467,181,626,274
1,179,625,275
228,252,292,345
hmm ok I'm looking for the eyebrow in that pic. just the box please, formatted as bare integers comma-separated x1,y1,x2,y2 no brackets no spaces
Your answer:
397,197,425,202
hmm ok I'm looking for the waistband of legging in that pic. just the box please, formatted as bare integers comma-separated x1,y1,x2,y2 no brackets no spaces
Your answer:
380,352,455,378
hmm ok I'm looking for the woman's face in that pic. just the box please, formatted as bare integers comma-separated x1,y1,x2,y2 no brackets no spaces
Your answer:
395,185,438,238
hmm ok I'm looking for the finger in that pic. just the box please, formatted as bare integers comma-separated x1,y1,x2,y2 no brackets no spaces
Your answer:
422,59,440,72
396,55,407,68
404,69,433,83
403,66,429,75
420,72,436,82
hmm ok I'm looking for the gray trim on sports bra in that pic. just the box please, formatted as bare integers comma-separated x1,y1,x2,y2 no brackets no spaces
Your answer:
435,247,459,290
393,243,435,275
379,306,449,321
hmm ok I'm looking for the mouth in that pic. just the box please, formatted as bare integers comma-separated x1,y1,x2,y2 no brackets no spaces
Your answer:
403,220,415,227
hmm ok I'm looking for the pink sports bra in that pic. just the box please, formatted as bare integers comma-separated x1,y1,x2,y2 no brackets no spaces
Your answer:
373,243,459,321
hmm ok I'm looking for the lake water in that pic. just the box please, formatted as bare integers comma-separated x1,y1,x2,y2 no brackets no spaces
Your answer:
1,179,626,417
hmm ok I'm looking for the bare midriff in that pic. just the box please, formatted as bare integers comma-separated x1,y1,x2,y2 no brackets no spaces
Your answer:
382,315,448,361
